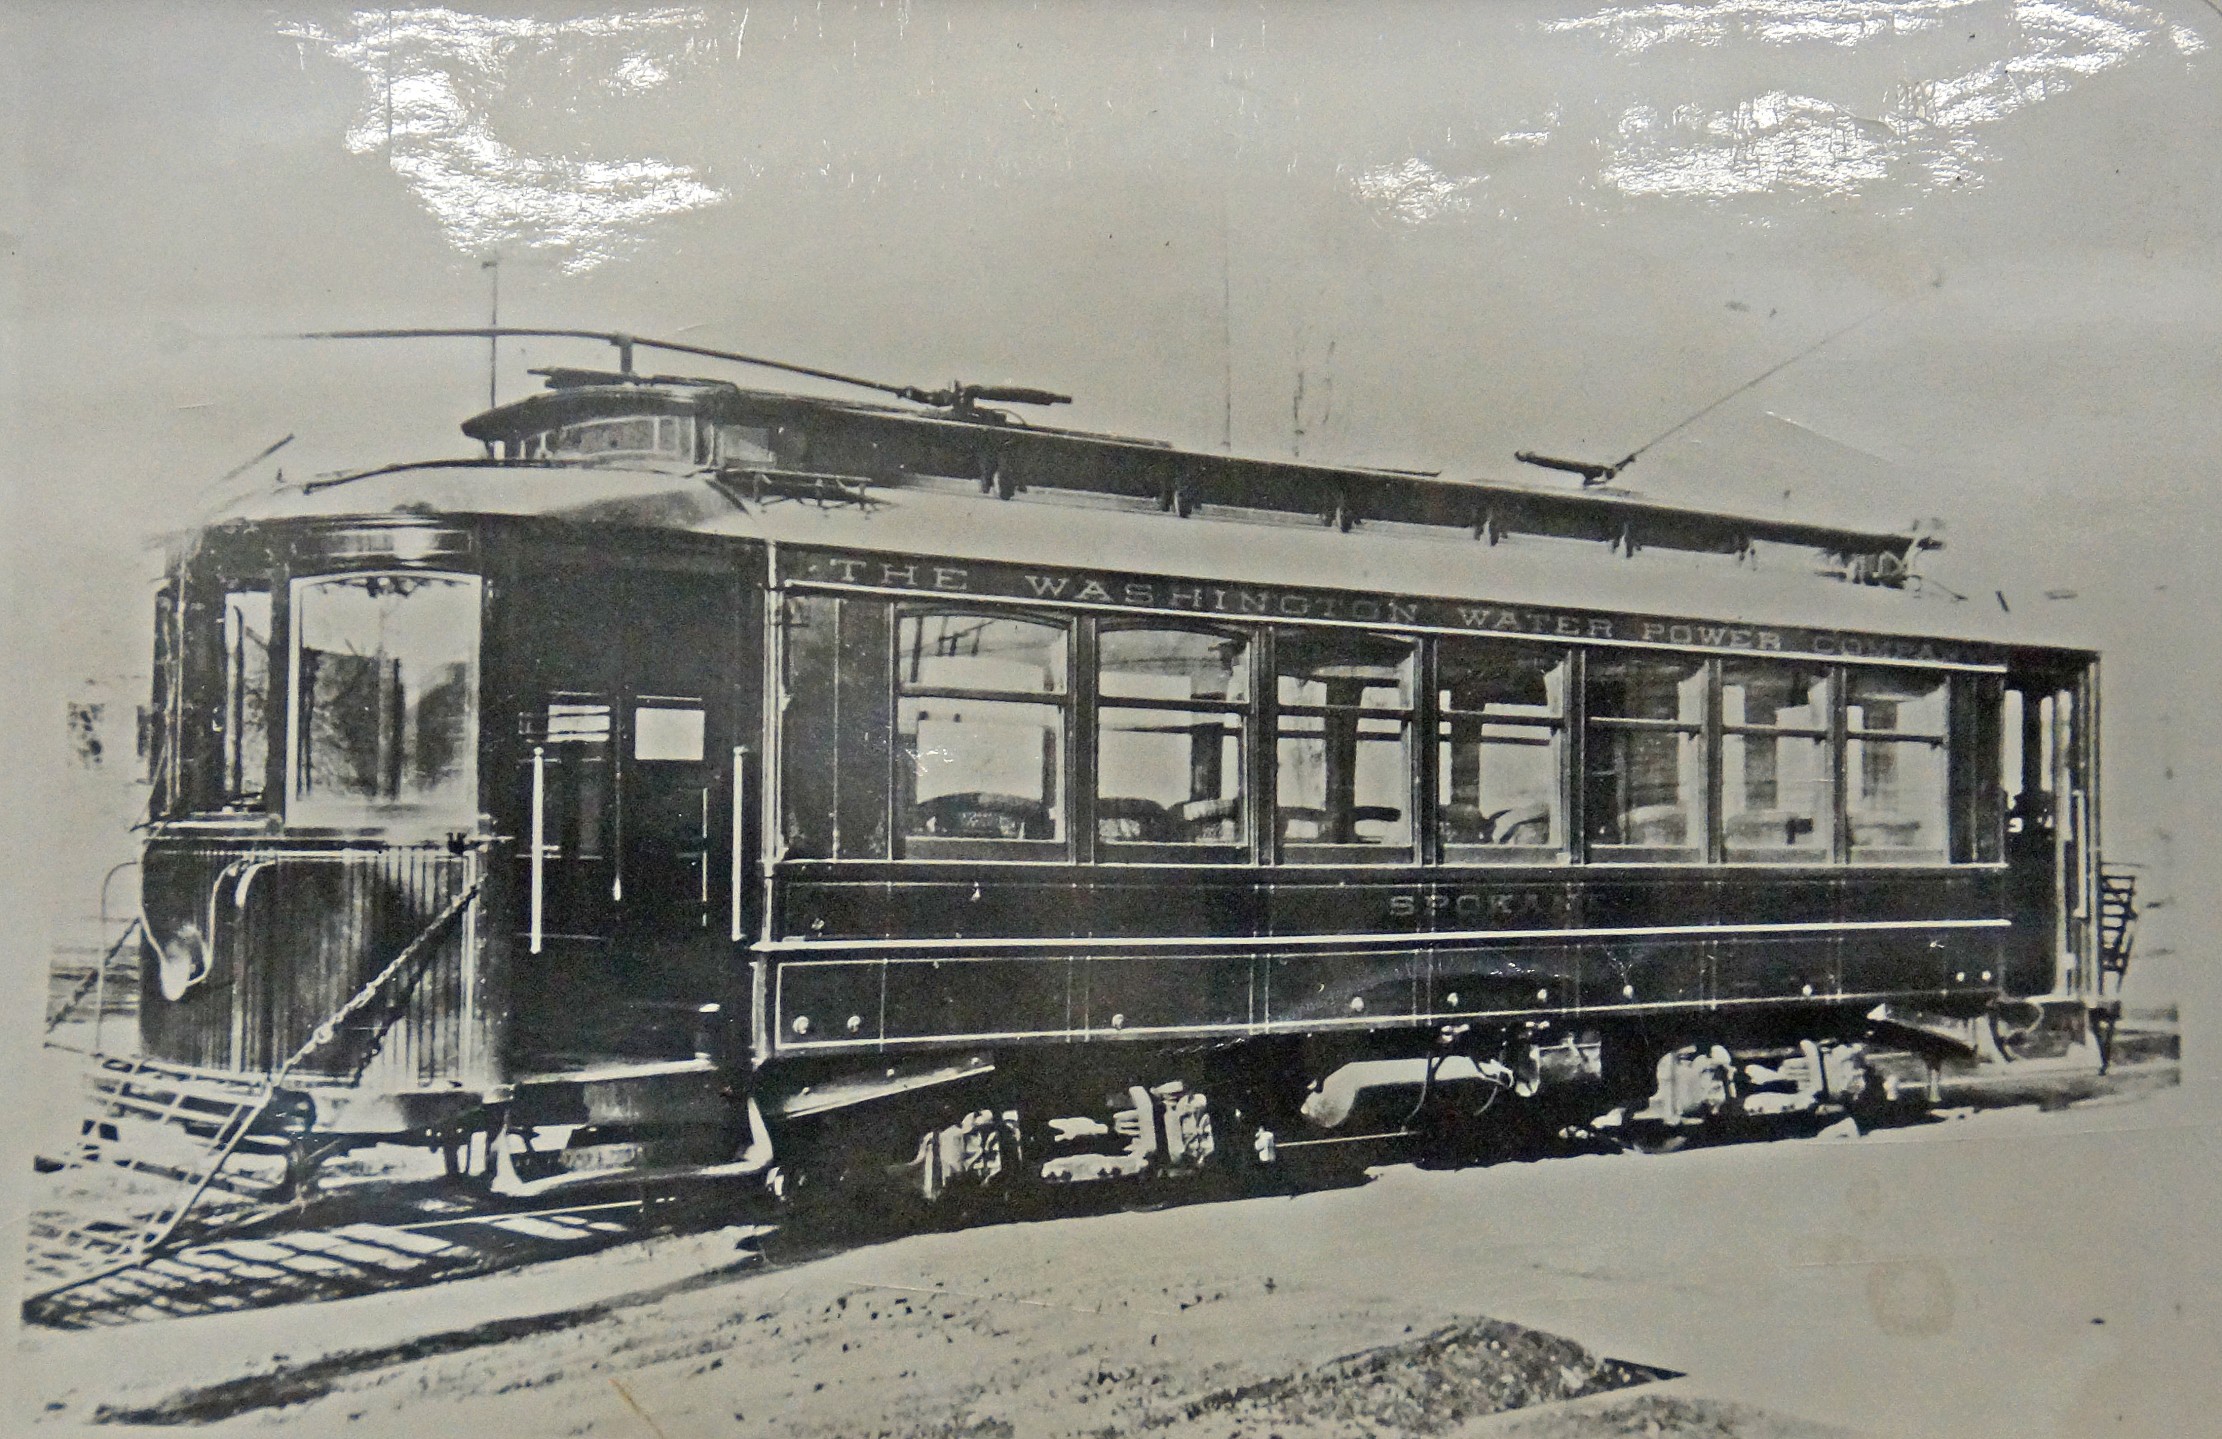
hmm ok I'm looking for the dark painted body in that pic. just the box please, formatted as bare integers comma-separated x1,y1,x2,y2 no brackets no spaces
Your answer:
127,378,2103,1144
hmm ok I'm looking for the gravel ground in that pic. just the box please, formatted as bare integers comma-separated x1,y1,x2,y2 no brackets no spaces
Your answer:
16,1076,2216,1439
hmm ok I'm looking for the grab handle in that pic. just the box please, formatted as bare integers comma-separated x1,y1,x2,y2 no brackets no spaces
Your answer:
731,746,749,942
530,744,546,954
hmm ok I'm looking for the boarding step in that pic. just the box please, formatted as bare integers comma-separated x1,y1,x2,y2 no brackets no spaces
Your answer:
42,916,142,1043
2099,865,2139,983
26,1058,289,1302
24,880,484,1303
66,1055,303,1193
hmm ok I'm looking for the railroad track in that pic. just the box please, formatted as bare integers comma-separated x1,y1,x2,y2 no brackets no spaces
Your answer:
21,1027,2179,1333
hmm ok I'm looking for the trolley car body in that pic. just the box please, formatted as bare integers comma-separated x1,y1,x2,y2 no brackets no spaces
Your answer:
131,366,2108,1185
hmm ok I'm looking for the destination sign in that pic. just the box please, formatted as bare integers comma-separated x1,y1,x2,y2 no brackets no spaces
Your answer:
777,545,2001,668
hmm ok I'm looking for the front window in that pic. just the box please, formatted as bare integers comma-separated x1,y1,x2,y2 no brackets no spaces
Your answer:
219,588,272,808
290,572,481,827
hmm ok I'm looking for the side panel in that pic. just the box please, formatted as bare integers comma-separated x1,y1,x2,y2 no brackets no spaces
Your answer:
762,865,2001,1057
755,547,2069,1062
138,839,484,1088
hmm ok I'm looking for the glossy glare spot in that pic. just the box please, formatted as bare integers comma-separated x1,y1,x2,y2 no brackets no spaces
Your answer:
1545,1,2198,203
1346,158,1482,223
284,8,729,271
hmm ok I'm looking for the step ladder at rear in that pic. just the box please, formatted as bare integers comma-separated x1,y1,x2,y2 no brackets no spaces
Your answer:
26,1055,286,1303
2098,865,2138,985
24,877,483,1305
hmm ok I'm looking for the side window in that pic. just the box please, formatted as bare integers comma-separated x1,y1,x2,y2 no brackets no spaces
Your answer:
219,588,273,809
1096,627,1250,856
778,592,891,860
1720,660,1832,862
896,610,1070,854
1275,630,1415,860
1585,654,1706,861
1436,640,1566,862
1846,668,1949,862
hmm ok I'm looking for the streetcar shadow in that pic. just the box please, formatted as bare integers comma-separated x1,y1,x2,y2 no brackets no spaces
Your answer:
24,1048,2176,1334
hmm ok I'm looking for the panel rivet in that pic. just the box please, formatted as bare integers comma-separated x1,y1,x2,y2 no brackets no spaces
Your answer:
791,1015,811,1036
1980,971,1992,982
845,1014,862,1033
1622,984,1635,999
1535,988,1549,1002
1110,1012,1125,1029
1445,992,1461,1007
1349,996,1365,1012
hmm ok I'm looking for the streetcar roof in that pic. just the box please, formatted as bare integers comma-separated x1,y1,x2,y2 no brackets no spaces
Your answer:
209,459,2088,655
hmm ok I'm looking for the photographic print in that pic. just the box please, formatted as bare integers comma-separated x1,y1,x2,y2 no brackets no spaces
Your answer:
3,4,2216,1435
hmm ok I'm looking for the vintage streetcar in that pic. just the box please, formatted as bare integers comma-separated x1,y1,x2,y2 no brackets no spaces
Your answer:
110,330,2129,1214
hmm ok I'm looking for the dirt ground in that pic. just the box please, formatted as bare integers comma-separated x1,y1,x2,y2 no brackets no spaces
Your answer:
16,1079,2218,1439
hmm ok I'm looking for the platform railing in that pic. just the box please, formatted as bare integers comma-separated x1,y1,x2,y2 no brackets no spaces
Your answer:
2098,864,2138,995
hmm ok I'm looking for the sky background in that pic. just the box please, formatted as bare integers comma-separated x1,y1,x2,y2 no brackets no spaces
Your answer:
3,1,2218,1026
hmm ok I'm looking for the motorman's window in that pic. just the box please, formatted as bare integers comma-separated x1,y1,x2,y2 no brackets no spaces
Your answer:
1720,660,1832,862
1096,627,1250,855
1585,654,1706,861
896,610,1070,854
1846,668,1949,863
1436,640,1565,862
1276,631,1415,860
290,573,480,828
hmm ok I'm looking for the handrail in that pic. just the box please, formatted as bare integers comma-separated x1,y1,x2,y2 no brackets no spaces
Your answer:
530,744,547,954
731,746,748,942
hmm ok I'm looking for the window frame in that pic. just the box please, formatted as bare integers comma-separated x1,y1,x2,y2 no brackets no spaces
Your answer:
892,604,1076,862
1432,635,1572,866
1841,664,1955,865
776,584,1997,874
1716,658,1837,865
1582,652,1712,864
1270,627,1420,865
283,568,484,834
1090,619,1257,865
218,587,276,810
